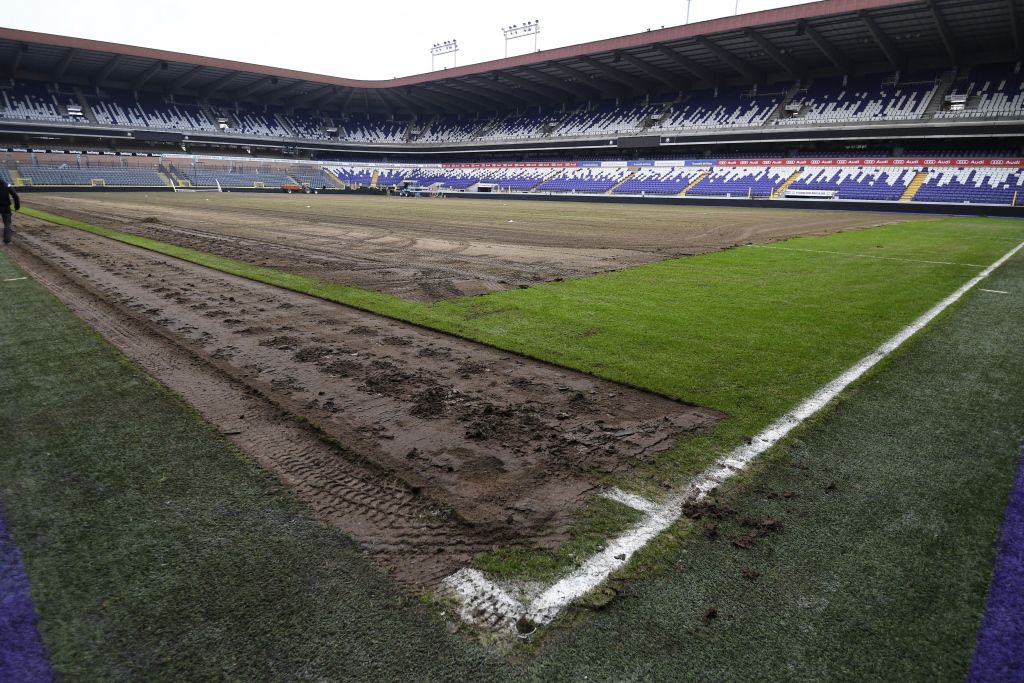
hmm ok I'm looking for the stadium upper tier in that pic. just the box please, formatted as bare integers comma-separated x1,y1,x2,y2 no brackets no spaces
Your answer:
2,63,1023,146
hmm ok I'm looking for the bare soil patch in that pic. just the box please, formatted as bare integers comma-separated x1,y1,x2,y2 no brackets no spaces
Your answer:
27,193,919,302
11,223,720,587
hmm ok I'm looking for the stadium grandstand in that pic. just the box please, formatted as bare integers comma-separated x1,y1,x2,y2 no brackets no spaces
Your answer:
0,0,1023,209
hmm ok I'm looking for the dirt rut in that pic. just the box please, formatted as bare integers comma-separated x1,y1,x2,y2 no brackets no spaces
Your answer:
27,193,917,302
12,224,721,587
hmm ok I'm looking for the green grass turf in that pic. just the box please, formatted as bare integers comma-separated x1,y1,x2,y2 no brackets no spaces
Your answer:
2,234,1021,679
524,246,1024,680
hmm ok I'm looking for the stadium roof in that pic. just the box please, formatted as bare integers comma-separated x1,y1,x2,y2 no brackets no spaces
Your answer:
1,0,1021,115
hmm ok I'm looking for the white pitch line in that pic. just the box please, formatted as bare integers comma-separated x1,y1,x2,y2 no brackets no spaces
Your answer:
980,289,1010,294
2,277,27,282
746,244,986,268
601,487,661,515
443,239,1024,634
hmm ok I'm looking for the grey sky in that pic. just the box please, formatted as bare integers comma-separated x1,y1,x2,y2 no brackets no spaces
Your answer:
5,0,817,80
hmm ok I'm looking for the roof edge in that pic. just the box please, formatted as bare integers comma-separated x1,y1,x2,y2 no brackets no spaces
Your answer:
0,0,917,90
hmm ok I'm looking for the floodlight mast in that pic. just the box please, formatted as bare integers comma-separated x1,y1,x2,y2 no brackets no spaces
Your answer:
501,20,541,58
430,40,459,71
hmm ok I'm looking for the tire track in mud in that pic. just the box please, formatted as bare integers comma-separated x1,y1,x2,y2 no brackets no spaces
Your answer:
12,224,721,588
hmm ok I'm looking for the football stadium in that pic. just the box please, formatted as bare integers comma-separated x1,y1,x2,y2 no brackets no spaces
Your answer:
2,0,1023,679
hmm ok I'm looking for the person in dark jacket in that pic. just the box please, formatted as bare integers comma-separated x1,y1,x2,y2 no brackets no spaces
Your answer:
0,178,20,244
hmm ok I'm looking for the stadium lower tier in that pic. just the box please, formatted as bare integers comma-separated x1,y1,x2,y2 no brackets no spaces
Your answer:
326,162,1024,205
5,159,1024,206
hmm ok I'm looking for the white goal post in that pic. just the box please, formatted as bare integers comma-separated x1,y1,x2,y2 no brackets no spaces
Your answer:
173,180,223,193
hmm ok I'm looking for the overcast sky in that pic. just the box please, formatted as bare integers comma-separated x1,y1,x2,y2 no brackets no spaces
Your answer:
5,0,817,80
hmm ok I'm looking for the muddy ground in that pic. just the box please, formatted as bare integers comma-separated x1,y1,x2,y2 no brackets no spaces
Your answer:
26,193,918,302
11,195,919,587
10,222,722,587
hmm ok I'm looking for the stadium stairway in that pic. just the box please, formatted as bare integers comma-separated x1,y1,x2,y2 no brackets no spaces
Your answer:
410,117,431,141
473,118,501,140
546,105,581,136
606,169,639,194
369,170,380,188
766,82,803,124
160,164,184,187
276,114,296,138
8,168,24,186
772,169,804,198
199,103,221,129
72,89,98,124
680,171,709,196
923,70,957,118
529,169,563,192
643,100,676,130
900,170,930,201
323,171,346,189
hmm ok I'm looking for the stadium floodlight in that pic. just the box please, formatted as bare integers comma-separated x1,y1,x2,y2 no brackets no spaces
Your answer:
430,40,459,71
501,20,541,58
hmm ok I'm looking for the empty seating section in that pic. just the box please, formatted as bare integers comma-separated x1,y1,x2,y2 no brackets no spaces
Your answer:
329,167,413,186
416,117,485,143
345,167,551,191
555,99,660,137
327,165,411,187
18,166,165,186
536,168,629,193
232,108,290,137
7,157,1024,205
659,89,782,130
937,64,1024,119
781,75,937,124
332,166,374,185
477,111,554,141
185,170,293,187
913,168,1024,204
89,90,216,131
6,70,1006,144
406,169,479,189
291,172,331,187
787,167,916,201
1,81,80,122
282,111,329,139
376,170,409,186
337,116,407,143
687,167,791,198
478,168,550,191
439,169,487,189
612,167,706,195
